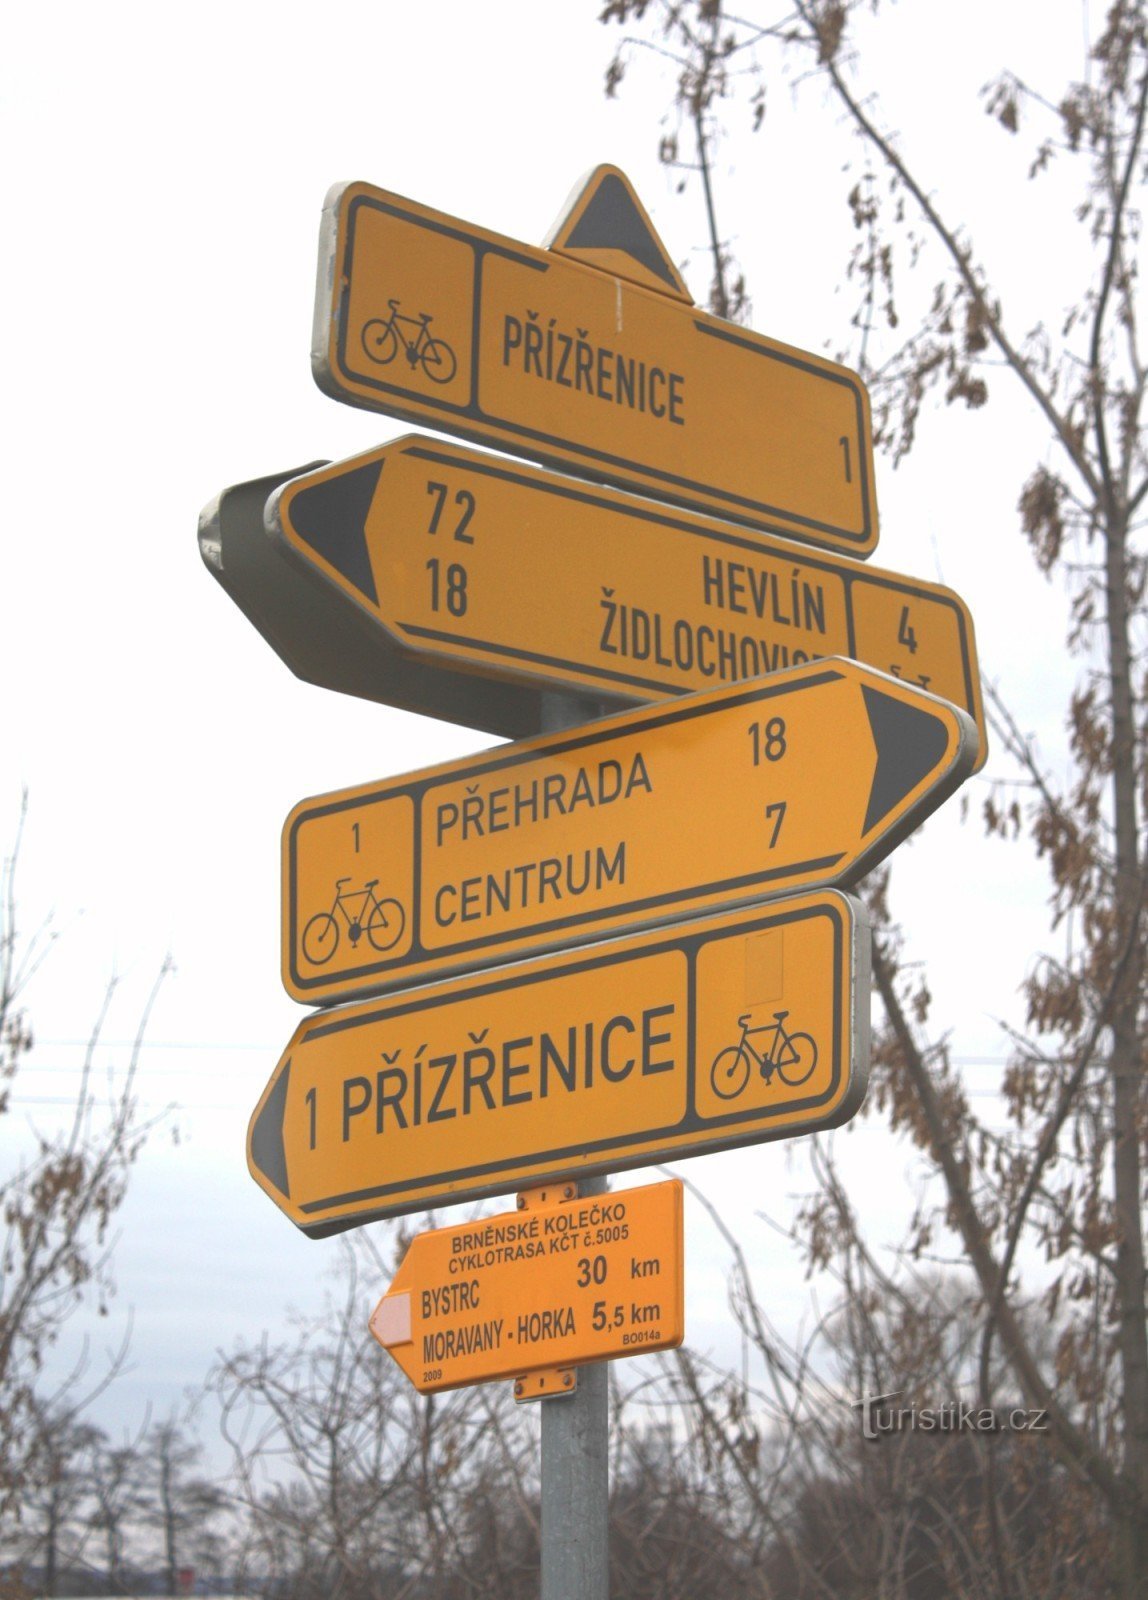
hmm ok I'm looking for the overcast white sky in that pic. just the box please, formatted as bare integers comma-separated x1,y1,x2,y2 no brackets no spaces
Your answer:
1,1,1091,1453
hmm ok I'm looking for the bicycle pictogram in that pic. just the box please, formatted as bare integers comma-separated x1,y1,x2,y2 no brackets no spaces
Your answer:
360,299,458,384
302,878,406,966
709,1010,818,1101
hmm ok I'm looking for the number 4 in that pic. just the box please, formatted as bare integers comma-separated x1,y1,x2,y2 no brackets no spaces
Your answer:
898,605,918,654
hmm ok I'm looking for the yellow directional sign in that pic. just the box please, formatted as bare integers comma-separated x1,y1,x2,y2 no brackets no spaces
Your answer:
312,170,879,557
267,435,985,753
249,891,868,1235
368,1179,685,1394
282,658,976,1006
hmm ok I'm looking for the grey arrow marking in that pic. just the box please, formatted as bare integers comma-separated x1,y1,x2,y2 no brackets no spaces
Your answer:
288,459,383,604
250,1057,292,1200
862,685,953,836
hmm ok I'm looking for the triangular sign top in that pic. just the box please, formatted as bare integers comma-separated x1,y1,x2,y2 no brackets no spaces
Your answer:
546,166,692,304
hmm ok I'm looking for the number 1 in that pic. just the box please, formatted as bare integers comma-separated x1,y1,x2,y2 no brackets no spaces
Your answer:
305,1087,317,1150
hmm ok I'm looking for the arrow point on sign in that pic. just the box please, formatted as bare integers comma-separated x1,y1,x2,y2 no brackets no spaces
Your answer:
370,1291,412,1350
861,685,954,836
283,461,383,605
547,166,692,304
249,1057,292,1200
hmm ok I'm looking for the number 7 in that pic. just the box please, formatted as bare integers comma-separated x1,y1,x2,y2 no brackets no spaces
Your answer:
765,801,786,847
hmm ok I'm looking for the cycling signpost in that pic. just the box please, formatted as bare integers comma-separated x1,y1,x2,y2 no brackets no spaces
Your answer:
205,165,983,1600
367,1177,686,1397
312,168,878,557
249,891,869,1236
199,435,987,750
279,658,975,1006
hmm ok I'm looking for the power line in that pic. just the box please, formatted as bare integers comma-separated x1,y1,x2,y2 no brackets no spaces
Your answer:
27,1042,1052,1068
6,1095,236,1112
31,1038,274,1051
15,1062,268,1079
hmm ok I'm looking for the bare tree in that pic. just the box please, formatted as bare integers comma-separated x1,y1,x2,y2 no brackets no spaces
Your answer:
601,2,1148,1590
657,1176,1111,1596
0,797,169,1526
209,1234,542,1600
87,1431,146,1595
138,1417,229,1597
13,1405,102,1598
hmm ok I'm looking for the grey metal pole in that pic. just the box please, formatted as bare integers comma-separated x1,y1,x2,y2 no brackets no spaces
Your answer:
538,693,610,1600
540,1174,610,1600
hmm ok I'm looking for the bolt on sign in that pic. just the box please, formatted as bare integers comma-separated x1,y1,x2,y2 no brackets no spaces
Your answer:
261,435,986,752
369,1178,685,1394
312,166,879,558
281,657,977,1006
248,890,869,1236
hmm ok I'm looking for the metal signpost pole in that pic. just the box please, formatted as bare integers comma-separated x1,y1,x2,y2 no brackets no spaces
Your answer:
540,1173,610,1600
539,693,609,1600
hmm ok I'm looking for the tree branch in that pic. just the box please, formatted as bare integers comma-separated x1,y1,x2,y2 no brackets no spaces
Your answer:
793,0,1103,501
872,938,1141,1518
